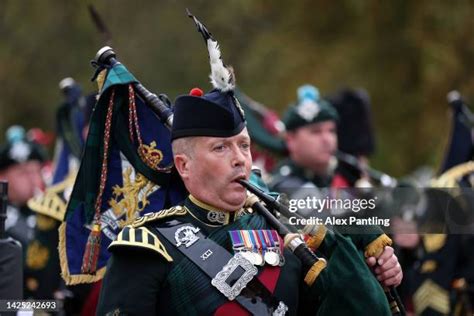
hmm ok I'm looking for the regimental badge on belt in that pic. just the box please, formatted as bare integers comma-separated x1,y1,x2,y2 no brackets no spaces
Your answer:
229,230,285,267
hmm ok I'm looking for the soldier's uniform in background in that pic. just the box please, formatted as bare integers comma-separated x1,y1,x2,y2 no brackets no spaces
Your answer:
268,84,399,315
269,84,340,195
0,126,47,250
327,88,376,187
395,93,474,316
0,125,47,302
25,78,98,309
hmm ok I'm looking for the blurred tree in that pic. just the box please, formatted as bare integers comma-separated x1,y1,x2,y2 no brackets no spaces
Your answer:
0,0,473,177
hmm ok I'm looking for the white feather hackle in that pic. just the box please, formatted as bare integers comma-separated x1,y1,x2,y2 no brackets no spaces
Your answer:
207,39,235,92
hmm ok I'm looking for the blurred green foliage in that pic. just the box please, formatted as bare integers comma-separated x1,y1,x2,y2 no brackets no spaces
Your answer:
1,0,473,177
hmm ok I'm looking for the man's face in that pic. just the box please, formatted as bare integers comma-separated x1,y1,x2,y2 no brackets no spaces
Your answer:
174,128,252,212
286,120,337,172
0,160,44,205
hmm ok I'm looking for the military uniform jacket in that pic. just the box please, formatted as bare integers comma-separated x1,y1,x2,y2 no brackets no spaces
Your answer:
97,196,322,316
97,195,393,316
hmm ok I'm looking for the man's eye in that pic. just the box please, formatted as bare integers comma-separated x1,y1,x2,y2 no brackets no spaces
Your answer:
213,145,225,151
241,143,250,149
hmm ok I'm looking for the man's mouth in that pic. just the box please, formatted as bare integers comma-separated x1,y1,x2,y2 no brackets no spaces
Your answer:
231,174,247,184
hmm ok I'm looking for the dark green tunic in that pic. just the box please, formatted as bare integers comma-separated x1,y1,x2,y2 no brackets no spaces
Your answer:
97,196,391,315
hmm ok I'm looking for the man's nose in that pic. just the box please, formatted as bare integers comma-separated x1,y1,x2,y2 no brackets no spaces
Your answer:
231,146,246,167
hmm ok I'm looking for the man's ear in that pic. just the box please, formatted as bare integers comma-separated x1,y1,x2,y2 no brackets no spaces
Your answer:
174,154,190,179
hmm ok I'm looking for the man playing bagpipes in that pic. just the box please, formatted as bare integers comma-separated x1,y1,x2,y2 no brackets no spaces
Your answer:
97,11,403,316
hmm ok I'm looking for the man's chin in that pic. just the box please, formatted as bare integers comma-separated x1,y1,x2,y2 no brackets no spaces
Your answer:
222,194,247,211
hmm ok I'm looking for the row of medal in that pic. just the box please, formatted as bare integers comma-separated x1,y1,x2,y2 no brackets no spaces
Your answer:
229,230,285,267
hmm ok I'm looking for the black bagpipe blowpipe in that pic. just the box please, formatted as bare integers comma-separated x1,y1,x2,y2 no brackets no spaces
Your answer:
237,179,327,287
335,150,398,187
238,179,406,315
92,46,174,130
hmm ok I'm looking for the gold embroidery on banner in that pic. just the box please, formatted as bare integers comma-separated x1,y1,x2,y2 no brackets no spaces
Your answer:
138,141,167,171
108,167,158,227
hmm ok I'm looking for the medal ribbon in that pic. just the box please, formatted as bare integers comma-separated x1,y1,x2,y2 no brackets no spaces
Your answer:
241,230,254,252
229,230,244,249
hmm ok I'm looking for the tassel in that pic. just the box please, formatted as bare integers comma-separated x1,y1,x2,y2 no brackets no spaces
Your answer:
81,89,115,275
364,234,393,258
81,221,102,274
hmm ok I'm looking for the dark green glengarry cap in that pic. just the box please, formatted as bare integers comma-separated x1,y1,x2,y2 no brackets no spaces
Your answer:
283,84,338,131
0,125,47,171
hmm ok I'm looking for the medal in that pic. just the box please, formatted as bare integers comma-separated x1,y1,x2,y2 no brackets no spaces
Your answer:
269,230,285,267
247,230,264,266
253,252,264,266
264,250,280,266
240,250,258,265
278,251,286,266
230,230,284,267
259,230,280,266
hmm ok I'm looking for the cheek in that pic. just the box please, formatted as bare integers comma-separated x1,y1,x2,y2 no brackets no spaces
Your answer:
303,137,321,152
191,163,221,186
330,135,338,149
10,179,29,196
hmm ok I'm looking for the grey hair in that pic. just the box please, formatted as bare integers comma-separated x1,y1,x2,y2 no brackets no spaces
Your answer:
171,137,197,158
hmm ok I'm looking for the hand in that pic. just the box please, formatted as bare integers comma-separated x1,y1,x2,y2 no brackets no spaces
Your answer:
366,246,403,287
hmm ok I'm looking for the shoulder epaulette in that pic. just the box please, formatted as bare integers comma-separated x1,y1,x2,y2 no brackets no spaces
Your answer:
131,205,187,228
27,171,76,221
109,226,173,262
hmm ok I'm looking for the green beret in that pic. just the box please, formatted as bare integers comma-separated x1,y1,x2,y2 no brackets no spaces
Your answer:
283,84,338,131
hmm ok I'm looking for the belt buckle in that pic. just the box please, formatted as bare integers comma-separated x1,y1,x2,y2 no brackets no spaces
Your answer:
211,253,258,300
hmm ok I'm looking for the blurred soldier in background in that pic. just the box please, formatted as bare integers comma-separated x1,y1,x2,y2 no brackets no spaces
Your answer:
393,91,474,316
327,88,377,188
269,84,340,194
25,77,98,313
0,125,46,248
